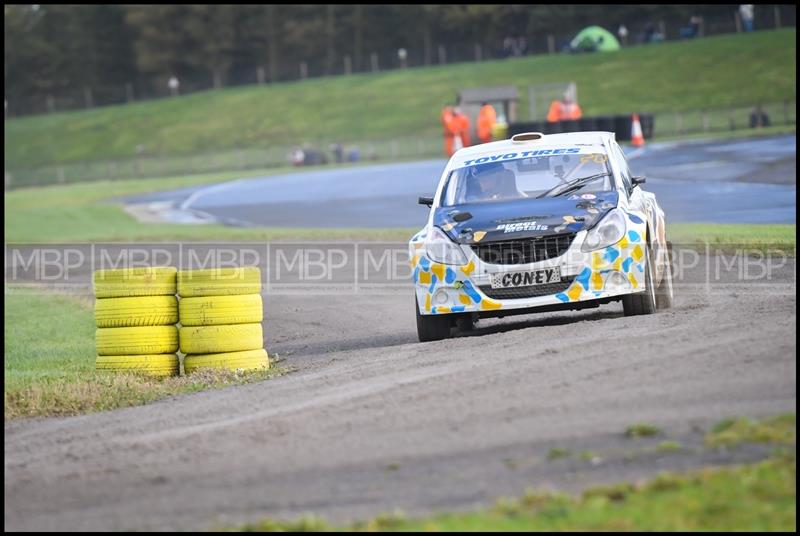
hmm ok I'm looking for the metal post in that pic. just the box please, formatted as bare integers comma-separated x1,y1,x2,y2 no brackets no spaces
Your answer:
547,34,555,54
438,45,446,64
300,62,308,79
774,6,781,29
257,66,266,84
702,111,709,132
83,87,93,109
125,83,134,103
46,95,56,113
57,167,66,184
344,55,352,75
528,85,537,121
729,110,736,131
370,53,379,72
734,11,742,33
474,43,482,62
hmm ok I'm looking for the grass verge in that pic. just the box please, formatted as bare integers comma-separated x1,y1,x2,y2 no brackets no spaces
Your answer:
235,453,796,532
4,288,288,419
232,414,797,531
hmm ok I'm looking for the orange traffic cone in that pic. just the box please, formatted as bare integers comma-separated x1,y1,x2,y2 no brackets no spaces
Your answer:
631,114,645,147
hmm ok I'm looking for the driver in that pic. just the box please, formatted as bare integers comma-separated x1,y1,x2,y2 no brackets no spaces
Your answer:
466,162,518,202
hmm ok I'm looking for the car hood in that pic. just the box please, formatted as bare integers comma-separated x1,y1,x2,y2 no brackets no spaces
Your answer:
433,191,619,244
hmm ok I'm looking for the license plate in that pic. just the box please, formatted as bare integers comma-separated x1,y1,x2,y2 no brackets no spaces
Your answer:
490,267,561,289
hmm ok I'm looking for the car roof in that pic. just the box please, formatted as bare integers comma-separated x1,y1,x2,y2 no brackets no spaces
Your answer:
452,131,615,160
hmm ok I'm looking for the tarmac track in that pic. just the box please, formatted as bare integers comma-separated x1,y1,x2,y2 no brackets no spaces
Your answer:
122,134,797,227
4,245,796,531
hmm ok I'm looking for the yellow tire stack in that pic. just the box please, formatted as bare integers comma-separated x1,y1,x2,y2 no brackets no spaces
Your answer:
93,267,180,377
178,267,269,373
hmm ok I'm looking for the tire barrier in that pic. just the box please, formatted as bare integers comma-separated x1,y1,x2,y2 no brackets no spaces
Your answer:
177,268,268,373
177,267,262,297
184,349,270,374
92,266,268,376
94,267,180,376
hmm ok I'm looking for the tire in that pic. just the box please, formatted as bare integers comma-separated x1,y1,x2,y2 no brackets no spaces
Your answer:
178,294,263,326
415,295,452,342
95,296,178,328
96,325,179,356
95,354,179,377
622,243,657,316
93,267,177,298
184,349,270,373
179,323,263,354
655,241,675,310
455,313,478,333
177,267,261,297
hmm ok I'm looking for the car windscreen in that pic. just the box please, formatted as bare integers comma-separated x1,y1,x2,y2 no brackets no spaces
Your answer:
440,152,612,206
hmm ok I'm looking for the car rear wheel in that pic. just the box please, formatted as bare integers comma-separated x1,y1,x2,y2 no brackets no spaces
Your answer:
622,243,657,316
415,295,453,342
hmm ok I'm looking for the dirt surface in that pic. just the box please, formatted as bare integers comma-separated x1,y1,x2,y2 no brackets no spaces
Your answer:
4,251,796,531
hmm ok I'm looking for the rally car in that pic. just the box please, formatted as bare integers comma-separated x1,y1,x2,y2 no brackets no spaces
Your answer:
410,131,673,342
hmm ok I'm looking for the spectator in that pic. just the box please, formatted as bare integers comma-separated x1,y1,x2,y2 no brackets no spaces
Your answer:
546,93,583,123
739,4,755,32
749,105,770,128
476,102,497,144
329,143,344,163
617,24,629,46
452,106,471,150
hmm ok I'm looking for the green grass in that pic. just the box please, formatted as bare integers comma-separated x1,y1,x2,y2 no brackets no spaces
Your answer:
624,423,661,438
668,223,797,255
5,29,795,169
706,414,796,448
235,452,796,531
547,448,572,461
4,288,289,418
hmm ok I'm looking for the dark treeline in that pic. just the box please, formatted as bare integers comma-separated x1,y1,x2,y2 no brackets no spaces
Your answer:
4,4,794,115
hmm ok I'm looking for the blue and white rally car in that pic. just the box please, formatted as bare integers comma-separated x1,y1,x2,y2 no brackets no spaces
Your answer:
410,131,673,342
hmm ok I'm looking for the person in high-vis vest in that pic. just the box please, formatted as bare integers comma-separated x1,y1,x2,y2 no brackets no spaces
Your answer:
453,107,471,150
546,94,583,123
476,102,497,144
441,105,458,157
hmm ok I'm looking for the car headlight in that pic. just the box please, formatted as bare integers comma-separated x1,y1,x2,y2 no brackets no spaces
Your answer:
425,226,468,265
581,208,627,252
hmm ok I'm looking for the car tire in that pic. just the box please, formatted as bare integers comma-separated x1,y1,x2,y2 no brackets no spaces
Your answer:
622,243,657,316
455,313,478,333
655,241,675,310
415,295,452,342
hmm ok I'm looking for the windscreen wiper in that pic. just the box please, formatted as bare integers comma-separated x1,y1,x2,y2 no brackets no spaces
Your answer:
536,172,611,199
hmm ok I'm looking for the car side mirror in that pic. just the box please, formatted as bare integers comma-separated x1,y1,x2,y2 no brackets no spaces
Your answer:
632,176,646,187
418,196,434,207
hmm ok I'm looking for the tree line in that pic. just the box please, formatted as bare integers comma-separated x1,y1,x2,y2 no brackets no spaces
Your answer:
4,4,790,115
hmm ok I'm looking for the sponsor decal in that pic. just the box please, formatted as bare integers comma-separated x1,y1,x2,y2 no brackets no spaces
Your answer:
462,147,581,166
580,193,596,200
496,221,549,233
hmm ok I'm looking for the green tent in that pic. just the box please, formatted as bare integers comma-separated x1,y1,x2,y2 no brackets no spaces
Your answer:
570,26,621,52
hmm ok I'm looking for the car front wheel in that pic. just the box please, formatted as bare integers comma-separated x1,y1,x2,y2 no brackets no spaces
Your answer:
622,243,657,316
415,295,453,342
